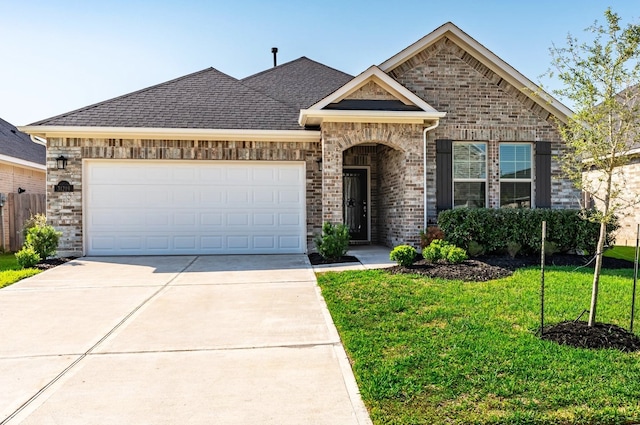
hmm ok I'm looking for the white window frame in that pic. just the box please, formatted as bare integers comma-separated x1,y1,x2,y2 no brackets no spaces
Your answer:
452,142,488,208
499,142,534,208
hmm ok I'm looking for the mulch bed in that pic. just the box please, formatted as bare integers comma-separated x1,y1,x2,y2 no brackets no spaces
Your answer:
34,257,77,270
308,253,359,265
542,321,640,352
386,253,635,282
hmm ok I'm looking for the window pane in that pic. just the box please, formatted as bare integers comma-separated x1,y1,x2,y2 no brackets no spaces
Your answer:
454,182,486,208
454,143,486,179
500,144,531,179
500,182,531,208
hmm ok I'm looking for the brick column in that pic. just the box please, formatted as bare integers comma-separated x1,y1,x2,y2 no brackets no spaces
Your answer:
321,139,343,224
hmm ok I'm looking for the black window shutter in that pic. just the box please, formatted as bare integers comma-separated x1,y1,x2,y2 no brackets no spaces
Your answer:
535,141,552,209
436,139,453,212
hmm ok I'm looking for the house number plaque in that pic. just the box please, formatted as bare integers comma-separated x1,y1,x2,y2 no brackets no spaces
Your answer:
54,181,74,192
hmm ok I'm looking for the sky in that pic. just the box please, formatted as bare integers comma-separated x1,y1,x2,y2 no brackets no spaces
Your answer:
1,0,638,126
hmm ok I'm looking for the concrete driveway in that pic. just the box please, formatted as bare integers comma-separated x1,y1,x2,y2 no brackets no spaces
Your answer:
0,255,371,425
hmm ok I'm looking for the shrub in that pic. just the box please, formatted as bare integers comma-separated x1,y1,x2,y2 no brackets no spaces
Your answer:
507,241,521,258
24,224,61,260
419,226,445,248
423,240,467,264
467,240,485,257
22,214,47,237
15,246,41,268
314,222,350,261
437,208,617,256
390,245,417,266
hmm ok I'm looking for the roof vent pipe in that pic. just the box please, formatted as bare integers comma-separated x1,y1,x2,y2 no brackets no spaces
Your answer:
272,47,278,67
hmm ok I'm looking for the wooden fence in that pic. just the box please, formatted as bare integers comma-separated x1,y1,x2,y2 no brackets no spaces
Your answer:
8,193,46,252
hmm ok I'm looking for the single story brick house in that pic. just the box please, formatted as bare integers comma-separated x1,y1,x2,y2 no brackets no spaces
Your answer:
20,22,580,257
0,117,46,251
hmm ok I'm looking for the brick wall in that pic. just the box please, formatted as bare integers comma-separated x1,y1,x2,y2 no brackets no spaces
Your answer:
584,158,640,246
46,138,321,256
389,36,580,221
0,163,46,251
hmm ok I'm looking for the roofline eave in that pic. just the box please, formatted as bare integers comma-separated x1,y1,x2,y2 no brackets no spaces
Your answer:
17,126,322,142
299,109,446,126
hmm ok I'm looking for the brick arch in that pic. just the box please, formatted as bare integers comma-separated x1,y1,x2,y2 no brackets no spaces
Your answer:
334,124,422,154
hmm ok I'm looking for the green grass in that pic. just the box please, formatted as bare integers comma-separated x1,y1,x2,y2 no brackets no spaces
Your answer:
604,245,638,262
318,267,640,424
0,253,40,289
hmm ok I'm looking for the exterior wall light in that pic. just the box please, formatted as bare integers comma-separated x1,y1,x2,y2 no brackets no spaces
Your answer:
316,158,323,172
56,155,68,170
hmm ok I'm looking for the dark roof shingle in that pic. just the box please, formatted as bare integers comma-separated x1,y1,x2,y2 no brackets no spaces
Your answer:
31,68,301,130
0,117,45,165
30,58,354,131
242,57,353,110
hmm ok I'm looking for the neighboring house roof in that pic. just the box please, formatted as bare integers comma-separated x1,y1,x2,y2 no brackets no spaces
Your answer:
241,57,354,110
379,22,573,123
0,117,45,169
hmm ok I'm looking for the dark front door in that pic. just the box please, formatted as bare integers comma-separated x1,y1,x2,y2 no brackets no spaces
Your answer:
343,169,368,241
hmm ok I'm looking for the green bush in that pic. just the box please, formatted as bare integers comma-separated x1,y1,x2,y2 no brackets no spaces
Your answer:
22,214,47,237
423,240,467,264
390,245,417,266
24,223,61,260
438,208,617,256
314,222,350,261
15,246,41,268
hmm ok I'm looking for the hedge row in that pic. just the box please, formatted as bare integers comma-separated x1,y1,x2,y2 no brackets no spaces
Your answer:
437,208,618,256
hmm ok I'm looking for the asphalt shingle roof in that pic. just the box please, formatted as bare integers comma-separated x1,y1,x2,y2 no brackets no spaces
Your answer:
0,117,45,165
241,57,353,110
30,58,354,130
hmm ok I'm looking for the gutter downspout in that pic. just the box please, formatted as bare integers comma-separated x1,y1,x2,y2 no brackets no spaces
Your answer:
423,120,440,229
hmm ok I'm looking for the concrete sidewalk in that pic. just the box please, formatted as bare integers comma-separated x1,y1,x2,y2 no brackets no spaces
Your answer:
311,245,395,273
0,255,372,425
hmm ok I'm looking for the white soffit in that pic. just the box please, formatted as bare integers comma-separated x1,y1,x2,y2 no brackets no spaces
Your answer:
379,22,572,123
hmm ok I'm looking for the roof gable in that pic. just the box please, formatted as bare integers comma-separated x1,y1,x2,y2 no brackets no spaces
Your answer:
0,117,45,168
379,22,572,123
299,66,445,126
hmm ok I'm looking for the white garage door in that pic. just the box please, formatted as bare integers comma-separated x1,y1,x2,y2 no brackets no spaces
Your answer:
85,160,306,255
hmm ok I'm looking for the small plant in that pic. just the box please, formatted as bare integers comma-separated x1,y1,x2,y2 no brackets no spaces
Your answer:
467,240,485,257
25,225,61,260
507,241,521,258
423,240,468,264
15,246,41,268
314,222,350,261
420,226,445,248
390,245,417,267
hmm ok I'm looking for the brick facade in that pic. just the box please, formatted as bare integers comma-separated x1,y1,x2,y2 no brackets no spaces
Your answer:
390,36,580,221
47,138,321,256
584,157,640,246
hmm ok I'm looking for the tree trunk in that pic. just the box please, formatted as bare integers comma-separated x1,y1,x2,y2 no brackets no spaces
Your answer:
588,221,607,327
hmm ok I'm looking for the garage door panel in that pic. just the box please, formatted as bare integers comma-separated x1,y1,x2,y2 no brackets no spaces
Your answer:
86,161,305,255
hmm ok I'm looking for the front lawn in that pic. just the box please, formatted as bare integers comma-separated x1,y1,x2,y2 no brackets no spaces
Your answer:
318,267,640,424
0,253,40,289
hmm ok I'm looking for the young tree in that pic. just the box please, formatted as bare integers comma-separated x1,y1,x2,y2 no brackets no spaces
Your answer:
548,9,640,327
